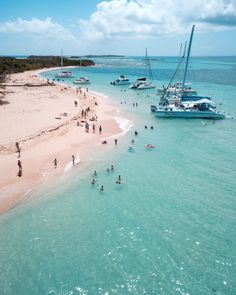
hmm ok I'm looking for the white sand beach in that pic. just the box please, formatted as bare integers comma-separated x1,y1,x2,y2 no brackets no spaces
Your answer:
0,69,128,214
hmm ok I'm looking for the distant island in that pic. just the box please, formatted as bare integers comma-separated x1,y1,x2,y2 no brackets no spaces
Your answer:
84,55,125,58
0,56,95,83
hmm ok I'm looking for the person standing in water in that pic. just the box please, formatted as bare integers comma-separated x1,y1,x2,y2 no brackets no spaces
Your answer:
72,155,75,165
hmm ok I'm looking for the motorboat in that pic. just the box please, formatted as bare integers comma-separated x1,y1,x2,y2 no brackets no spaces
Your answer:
73,77,91,84
111,75,131,85
55,71,74,78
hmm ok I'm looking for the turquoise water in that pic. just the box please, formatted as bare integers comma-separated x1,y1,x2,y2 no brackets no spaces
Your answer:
0,57,236,294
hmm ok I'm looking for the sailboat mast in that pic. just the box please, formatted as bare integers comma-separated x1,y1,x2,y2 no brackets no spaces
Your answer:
145,48,148,79
145,48,153,82
181,25,195,99
179,43,183,61
60,49,63,68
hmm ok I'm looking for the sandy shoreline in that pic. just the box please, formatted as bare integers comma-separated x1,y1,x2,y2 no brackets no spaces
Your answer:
0,68,131,214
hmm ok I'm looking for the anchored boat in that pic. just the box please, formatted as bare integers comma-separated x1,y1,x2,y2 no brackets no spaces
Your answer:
151,25,225,119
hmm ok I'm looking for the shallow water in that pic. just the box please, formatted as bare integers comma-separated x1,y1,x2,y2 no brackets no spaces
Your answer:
0,56,236,294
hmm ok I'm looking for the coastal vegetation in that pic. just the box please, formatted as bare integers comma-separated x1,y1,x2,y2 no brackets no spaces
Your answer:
0,56,95,83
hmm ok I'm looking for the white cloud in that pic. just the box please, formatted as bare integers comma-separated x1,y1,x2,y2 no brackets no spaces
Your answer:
80,0,236,41
0,17,77,42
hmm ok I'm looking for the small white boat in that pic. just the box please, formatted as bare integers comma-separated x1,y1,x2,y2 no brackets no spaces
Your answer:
73,77,91,84
55,71,74,78
111,75,131,85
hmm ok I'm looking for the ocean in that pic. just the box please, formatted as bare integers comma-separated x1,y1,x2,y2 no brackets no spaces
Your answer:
0,56,235,294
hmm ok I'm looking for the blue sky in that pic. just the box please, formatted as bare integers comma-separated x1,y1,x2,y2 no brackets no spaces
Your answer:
1,0,236,56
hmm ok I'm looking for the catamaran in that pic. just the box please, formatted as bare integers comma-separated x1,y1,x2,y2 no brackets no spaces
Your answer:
157,82,197,96
151,25,225,119
130,48,155,90
55,49,74,78
73,57,91,84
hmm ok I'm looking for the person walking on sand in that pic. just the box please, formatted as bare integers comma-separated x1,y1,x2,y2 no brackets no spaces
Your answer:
72,155,75,165
92,124,95,134
85,122,89,133
15,142,21,158
53,158,58,168
74,100,78,107
17,159,22,171
99,125,102,134
17,159,22,177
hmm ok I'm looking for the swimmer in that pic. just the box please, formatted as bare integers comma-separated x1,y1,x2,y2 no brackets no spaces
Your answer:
107,168,110,172
111,165,114,171
91,179,96,185
150,126,154,130
134,131,138,136
93,170,97,176
145,125,147,129
100,185,104,192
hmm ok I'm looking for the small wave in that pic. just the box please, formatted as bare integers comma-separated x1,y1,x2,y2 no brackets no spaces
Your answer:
91,90,108,99
64,154,80,173
113,116,134,135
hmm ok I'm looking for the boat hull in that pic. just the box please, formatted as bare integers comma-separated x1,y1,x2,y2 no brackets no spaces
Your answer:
154,110,225,119
55,74,74,78
111,81,131,85
73,81,91,84
137,84,155,90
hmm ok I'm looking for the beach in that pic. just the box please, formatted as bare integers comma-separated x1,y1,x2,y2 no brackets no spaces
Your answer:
0,56,235,294
0,68,127,214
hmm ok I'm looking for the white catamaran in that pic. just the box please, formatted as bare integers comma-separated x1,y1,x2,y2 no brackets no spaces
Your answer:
130,48,155,90
151,25,225,119
73,57,91,84
55,49,74,78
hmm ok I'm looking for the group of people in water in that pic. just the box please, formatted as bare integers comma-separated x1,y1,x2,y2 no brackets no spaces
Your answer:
91,165,124,192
